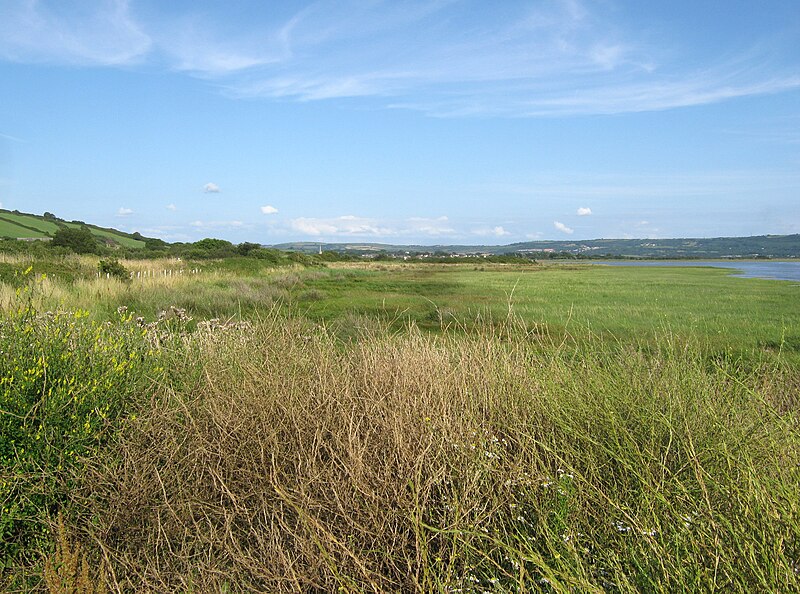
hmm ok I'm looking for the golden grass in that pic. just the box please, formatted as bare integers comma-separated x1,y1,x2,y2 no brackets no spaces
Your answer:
65,315,800,592
44,516,106,594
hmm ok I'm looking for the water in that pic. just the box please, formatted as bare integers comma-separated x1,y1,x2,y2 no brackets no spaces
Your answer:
598,260,800,282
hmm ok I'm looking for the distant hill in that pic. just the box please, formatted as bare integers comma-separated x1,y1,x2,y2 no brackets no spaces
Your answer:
0,209,148,249
274,234,800,259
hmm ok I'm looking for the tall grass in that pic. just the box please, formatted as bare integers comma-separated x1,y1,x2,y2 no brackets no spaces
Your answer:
1,262,798,591
67,315,800,592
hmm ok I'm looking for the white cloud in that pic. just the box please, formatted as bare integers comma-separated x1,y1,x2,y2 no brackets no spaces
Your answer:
554,221,574,234
166,203,177,211
290,218,338,236
473,226,510,237
220,2,799,117
117,207,133,216
260,205,278,214
190,220,246,229
288,214,457,239
0,0,152,66
203,182,220,193
1,1,797,117
290,215,393,237
404,216,456,237
577,207,592,216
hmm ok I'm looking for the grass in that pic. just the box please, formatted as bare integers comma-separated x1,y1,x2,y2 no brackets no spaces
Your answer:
0,211,145,248
0,213,63,236
60,223,146,249
64,314,800,592
0,218,49,239
0,258,798,591
287,263,800,359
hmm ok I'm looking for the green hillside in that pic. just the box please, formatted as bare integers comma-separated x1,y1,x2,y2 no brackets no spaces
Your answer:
275,234,800,259
0,217,49,238
0,209,147,248
61,221,145,249
0,212,63,235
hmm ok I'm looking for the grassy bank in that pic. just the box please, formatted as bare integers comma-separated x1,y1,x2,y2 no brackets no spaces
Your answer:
1,259,799,591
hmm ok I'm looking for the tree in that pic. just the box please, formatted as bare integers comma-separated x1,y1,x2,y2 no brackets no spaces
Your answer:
144,238,168,251
237,242,261,256
51,227,99,254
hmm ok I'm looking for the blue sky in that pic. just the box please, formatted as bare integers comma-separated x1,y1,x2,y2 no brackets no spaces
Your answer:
0,0,798,244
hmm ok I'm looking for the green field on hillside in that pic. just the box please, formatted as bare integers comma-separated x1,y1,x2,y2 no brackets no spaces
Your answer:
60,221,145,248
0,210,146,248
0,212,63,235
0,218,48,238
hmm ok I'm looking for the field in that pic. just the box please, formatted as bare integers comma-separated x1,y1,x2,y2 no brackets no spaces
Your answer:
0,209,146,248
0,218,49,239
1,257,799,592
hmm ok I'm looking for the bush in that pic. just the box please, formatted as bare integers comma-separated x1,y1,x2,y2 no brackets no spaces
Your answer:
0,304,162,570
98,258,130,282
50,227,99,254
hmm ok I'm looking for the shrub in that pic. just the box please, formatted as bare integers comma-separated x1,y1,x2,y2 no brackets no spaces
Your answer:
97,259,130,282
50,228,98,254
0,303,162,571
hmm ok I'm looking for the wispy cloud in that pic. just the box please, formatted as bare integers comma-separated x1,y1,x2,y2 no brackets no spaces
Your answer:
288,214,456,239
554,221,574,234
473,226,510,237
0,0,800,117
117,206,133,216
1,1,796,117
0,0,151,66
475,170,800,200
166,203,177,211
577,207,592,216
290,215,393,237
0,132,26,143
260,205,278,214
190,220,248,229
203,182,220,193
219,1,800,116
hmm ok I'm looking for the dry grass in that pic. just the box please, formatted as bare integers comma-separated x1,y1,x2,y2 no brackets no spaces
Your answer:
65,315,800,592
44,516,106,594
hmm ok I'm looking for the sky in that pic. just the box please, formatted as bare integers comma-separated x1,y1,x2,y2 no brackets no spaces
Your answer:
0,0,798,245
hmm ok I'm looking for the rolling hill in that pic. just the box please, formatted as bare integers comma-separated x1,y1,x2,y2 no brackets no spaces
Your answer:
273,234,800,259
0,209,147,248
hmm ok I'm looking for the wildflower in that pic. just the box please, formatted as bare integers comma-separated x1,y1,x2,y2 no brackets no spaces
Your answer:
615,521,632,533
